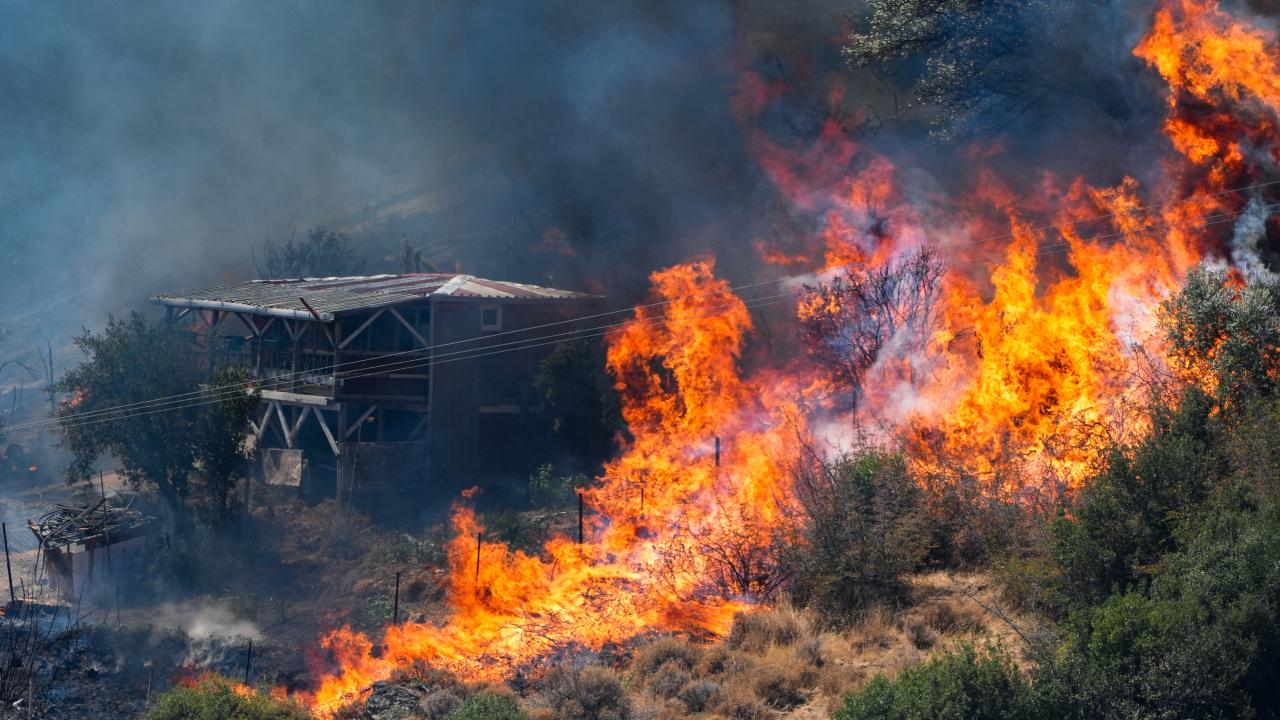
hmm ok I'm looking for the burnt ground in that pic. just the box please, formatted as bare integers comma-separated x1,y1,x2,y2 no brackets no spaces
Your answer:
0,469,485,720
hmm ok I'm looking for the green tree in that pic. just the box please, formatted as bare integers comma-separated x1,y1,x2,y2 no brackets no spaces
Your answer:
1161,265,1280,411
843,0,1118,141
53,313,256,523
1049,387,1226,610
1038,489,1280,719
535,339,620,467
258,226,367,279
787,450,931,621
195,367,259,520
142,675,310,720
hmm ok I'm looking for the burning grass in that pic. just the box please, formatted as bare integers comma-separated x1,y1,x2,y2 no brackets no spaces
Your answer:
313,570,1037,720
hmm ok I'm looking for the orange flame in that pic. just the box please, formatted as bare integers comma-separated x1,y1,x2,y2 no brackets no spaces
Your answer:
307,1,1280,709
309,261,808,711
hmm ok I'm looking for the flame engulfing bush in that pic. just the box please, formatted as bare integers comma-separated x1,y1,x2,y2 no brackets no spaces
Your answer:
786,451,932,622
798,246,945,419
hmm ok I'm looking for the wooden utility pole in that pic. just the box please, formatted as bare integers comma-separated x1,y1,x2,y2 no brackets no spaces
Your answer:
577,492,584,544
3,523,14,604
46,343,54,416
392,572,401,626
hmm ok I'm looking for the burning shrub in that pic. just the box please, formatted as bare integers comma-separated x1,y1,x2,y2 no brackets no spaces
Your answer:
797,247,945,420
445,692,526,720
538,664,631,720
787,451,931,622
142,674,309,720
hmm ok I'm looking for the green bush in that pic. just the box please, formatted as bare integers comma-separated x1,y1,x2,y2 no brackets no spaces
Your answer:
834,644,1035,720
1038,489,1280,718
1161,266,1280,410
444,692,526,720
142,675,310,720
788,451,931,621
1048,387,1225,611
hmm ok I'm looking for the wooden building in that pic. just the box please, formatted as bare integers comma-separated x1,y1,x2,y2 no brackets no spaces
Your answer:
152,274,591,502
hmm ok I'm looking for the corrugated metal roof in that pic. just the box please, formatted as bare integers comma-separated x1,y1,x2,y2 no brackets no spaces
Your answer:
152,274,590,321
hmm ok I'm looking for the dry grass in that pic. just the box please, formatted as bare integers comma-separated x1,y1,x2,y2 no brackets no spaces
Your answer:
593,570,1043,719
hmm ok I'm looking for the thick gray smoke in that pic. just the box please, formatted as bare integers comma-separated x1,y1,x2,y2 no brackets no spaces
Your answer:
0,0,1190,368
0,0,777,352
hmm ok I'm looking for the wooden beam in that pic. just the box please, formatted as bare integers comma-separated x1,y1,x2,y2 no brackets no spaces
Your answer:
344,405,377,439
287,406,311,446
406,413,429,442
389,307,430,349
275,403,293,448
252,403,274,441
314,409,340,456
338,309,384,350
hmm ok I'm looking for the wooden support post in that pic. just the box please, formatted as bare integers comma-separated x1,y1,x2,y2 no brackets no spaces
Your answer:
392,572,401,626
244,640,253,686
99,470,106,501
714,436,720,467
3,523,14,604
474,532,482,586
46,343,55,416
577,492,584,544
290,321,302,390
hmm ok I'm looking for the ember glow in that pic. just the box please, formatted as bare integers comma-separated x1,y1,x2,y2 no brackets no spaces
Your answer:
308,1,1280,710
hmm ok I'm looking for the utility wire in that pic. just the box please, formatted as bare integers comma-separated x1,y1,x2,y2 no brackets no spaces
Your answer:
9,186,1274,438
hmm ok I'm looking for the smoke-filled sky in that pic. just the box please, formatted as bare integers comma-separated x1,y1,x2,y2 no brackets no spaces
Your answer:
0,0,1175,359
0,0,767,345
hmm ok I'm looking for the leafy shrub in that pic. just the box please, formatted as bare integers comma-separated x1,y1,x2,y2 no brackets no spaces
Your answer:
788,451,931,621
142,675,310,720
1049,387,1225,611
526,464,585,508
1037,489,1280,718
834,644,1034,720
481,511,545,555
539,665,631,720
1161,266,1280,410
445,692,527,720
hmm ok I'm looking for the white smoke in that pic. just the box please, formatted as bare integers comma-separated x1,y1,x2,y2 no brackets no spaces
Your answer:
1231,196,1276,282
